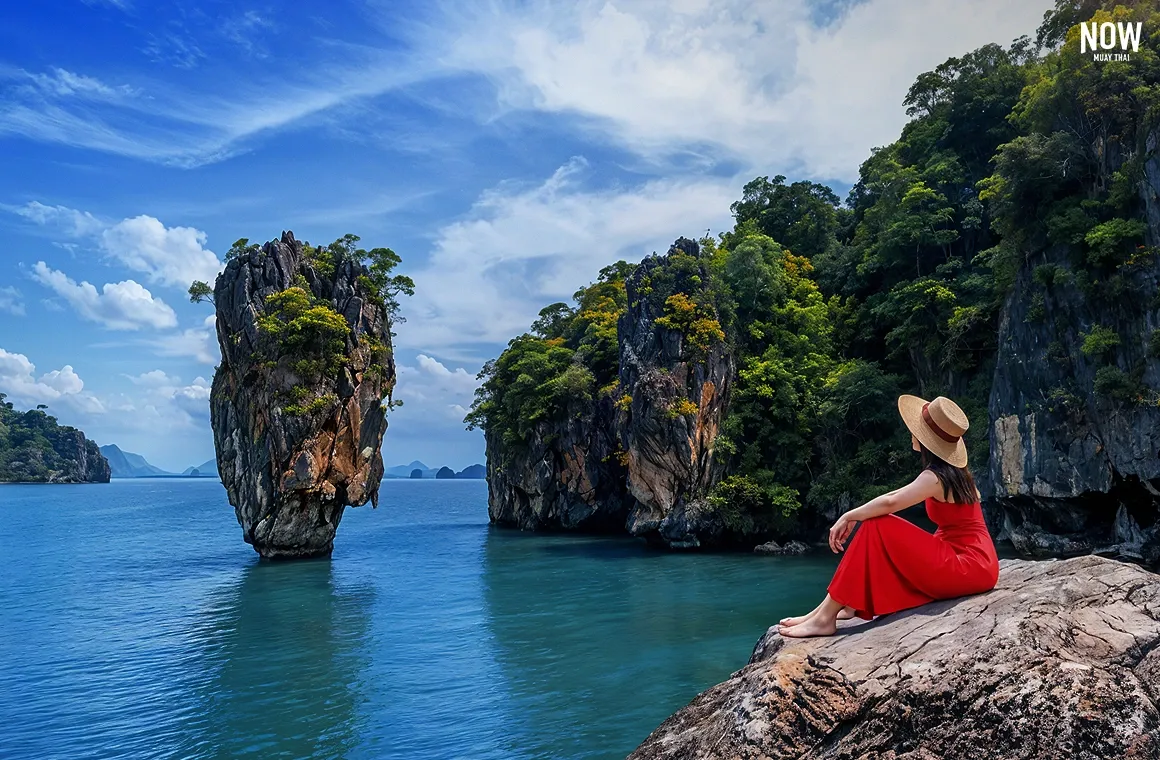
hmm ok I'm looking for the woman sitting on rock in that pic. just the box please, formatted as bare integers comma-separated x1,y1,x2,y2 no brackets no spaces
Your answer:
777,394,1000,638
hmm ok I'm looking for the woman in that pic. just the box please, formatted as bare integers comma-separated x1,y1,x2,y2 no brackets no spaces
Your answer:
776,394,1000,638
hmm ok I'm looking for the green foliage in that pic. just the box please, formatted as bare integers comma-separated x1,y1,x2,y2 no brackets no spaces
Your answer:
654,293,725,355
471,5,1160,541
666,397,699,419
188,280,214,305
726,175,844,258
1085,219,1146,266
226,238,260,260
0,394,100,482
257,287,350,380
1093,365,1141,402
465,264,630,452
707,475,802,536
1080,324,1120,358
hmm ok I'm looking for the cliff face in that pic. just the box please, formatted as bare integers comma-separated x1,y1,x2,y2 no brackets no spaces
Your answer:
486,395,630,531
0,398,109,483
630,555,1160,759
989,129,1160,567
617,240,734,548
72,434,111,484
210,232,396,558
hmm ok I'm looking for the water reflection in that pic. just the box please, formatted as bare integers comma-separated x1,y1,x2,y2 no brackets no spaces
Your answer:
480,528,840,760
182,559,374,759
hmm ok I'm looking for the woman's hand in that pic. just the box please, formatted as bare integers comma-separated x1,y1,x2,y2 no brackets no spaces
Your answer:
829,513,856,553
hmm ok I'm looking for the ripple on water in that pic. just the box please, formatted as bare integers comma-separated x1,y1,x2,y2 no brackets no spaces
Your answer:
0,479,841,760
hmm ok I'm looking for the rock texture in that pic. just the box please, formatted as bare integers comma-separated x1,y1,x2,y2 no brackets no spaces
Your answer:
988,127,1160,567
755,540,810,556
210,232,395,558
630,555,1160,760
486,395,631,532
617,239,735,548
0,398,109,484
67,432,111,484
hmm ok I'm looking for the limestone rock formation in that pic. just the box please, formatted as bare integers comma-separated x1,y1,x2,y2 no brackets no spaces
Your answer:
486,395,631,532
68,432,111,484
630,555,1160,759
0,395,109,483
617,239,735,548
988,126,1160,567
210,232,396,558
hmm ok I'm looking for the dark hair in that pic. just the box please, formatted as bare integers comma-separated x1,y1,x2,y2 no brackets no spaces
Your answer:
917,440,978,504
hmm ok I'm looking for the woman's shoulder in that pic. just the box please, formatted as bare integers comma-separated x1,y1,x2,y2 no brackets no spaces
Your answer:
928,488,983,505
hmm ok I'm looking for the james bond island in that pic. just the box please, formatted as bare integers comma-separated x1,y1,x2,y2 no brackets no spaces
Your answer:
192,232,412,558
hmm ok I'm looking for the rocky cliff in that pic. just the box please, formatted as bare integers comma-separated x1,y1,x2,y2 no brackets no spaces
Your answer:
630,555,1160,759
617,239,734,548
65,432,110,484
210,232,396,558
0,397,110,483
988,127,1160,568
486,394,630,531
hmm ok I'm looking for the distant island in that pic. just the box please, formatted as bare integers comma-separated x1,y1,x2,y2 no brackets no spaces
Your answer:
385,460,485,479
0,394,109,483
93,448,481,481
99,444,219,480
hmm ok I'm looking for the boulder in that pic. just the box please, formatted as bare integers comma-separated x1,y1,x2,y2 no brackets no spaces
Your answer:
755,540,810,555
630,555,1160,759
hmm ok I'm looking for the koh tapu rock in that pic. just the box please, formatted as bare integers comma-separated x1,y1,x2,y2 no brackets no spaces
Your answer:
209,231,397,558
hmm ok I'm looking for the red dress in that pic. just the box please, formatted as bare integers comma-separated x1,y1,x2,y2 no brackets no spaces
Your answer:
826,495,1000,620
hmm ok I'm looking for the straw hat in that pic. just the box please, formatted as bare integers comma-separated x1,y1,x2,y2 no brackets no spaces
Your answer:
897,394,969,468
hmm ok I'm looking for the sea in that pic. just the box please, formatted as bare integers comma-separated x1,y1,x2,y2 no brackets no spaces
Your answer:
0,478,849,760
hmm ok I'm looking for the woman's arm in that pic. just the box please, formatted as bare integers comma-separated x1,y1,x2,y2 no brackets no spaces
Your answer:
844,470,943,522
827,471,947,552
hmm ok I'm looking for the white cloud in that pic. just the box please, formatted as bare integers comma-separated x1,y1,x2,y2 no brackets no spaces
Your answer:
100,215,222,287
400,157,735,352
0,286,24,316
0,0,1050,173
128,369,173,386
31,261,178,330
0,347,104,414
12,201,104,236
10,203,223,288
25,68,139,99
433,0,1050,179
393,354,481,424
153,314,219,365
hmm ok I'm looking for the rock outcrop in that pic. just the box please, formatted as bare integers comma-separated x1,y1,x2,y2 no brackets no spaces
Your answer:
0,396,109,483
630,555,1160,759
66,431,111,484
617,239,735,548
988,127,1160,568
210,232,396,558
486,395,631,531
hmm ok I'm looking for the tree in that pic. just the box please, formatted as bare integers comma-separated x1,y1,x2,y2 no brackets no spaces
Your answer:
363,246,416,322
188,280,214,305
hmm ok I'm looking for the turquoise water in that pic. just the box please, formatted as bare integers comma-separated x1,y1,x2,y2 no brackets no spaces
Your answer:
0,479,844,759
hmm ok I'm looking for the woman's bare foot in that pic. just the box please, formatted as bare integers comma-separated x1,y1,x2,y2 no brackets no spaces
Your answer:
779,603,822,626
780,605,855,626
777,616,838,637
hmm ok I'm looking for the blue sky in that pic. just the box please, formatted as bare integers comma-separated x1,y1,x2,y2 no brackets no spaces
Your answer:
0,0,1050,472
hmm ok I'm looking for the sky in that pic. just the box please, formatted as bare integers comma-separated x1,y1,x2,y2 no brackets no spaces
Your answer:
0,0,1053,472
